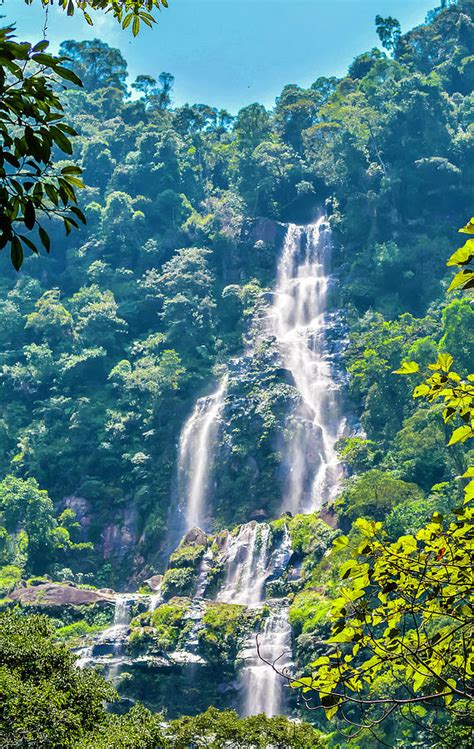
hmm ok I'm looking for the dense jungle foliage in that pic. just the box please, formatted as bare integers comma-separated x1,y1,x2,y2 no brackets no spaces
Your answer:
0,2,473,747
0,0,471,587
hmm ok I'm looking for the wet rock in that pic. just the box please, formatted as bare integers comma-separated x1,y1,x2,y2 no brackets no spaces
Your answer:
102,505,137,560
169,650,206,666
241,217,286,246
318,505,338,528
145,575,163,592
183,527,207,547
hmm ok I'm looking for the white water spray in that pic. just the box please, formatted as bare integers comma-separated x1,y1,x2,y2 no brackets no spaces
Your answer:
271,220,344,514
234,525,292,716
218,522,272,606
178,377,227,531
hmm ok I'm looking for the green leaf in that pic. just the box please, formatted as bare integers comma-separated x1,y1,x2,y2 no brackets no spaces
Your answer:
458,217,474,234
447,239,474,267
332,534,349,552
38,226,51,253
448,425,473,446
54,66,83,87
340,560,359,580
32,40,49,53
10,237,23,271
19,235,38,254
413,384,430,398
412,672,427,691
448,269,474,292
394,361,419,374
50,126,73,155
23,201,35,230
437,353,453,372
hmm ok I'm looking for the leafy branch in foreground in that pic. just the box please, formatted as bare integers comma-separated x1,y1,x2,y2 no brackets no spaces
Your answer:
25,0,171,37
1,3,169,270
285,218,474,741
396,216,474,444
0,26,86,269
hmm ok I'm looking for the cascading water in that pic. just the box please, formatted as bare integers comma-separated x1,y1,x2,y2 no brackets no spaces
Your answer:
218,522,272,606
80,220,346,719
233,525,293,717
271,219,344,514
239,220,344,716
75,594,132,678
241,603,293,717
178,377,228,532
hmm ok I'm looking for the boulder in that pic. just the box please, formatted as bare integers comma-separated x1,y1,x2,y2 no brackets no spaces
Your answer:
8,583,114,607
145,575,163,592
183,527,207,547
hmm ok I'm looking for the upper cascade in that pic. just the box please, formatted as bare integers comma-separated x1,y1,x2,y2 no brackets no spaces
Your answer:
271,219,345,514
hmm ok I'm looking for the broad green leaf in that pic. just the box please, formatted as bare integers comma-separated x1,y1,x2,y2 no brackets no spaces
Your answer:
428,353,453,372
331,534,349,552
394,361,419,374
447,239,474,267
448,269,474,292
459,217,474,234
448,425,473,445
413,384,430,398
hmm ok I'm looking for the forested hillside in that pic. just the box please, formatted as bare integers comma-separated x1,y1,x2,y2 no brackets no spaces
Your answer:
0,1,471,585
0,2,473,746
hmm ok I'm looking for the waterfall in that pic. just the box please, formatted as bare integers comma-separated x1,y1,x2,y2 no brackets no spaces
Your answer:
239,220,344,717
178,377,228,532
233,526,293,716
75,594,132,679
75,644,94,669
241,603,293,717
218,522,272,606
195,547,214,599
149,590,162,612
105,594,131,681
271,219,344,514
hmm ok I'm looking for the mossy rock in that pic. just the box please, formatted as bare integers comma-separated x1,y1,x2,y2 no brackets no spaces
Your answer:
161,567,197,599
169,542,206,569
288,514,336,558
151,597,192,652
198,602,259,666
128,626,156,656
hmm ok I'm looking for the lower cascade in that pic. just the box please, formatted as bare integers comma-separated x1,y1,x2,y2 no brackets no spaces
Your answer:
240,602,293,717
217,522,272,606
75,594,134,677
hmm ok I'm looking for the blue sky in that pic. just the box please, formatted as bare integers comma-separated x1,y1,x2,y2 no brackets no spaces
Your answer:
6,0,436,112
